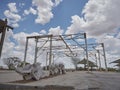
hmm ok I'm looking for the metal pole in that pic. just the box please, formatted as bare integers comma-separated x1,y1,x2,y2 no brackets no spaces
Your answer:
46,52,49,70
95,53,98,70
102,43,108,71
34,38,38,64
97,50,102,71
84,33,89,72
0,19,7,58
49,35,52,68
52,54,54,64
23,37,28,66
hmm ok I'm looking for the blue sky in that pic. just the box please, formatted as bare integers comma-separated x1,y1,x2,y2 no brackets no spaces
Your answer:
1,0,120,68
0,0,88,34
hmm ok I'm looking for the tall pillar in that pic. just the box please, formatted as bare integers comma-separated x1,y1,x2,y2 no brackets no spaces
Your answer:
97,50,102,71
102,43,108,71
84,33,89,72
95,53,98,70
0,19,13,58
0,19,7,58
23,37,28,66
34,38,38,64
49,35,52,66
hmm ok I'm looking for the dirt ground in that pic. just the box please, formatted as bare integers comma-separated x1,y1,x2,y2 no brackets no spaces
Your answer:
0,70,120,90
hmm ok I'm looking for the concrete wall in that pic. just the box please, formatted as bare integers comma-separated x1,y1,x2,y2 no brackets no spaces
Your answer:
0,84,74,90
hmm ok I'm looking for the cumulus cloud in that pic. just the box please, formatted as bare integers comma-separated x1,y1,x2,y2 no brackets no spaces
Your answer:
96,34,120,55
24,7,37,15
1,28,65,66
1,31,41,64
40,30,47,34
13,32,40,62
1,30,15,58
23,0,62,25
65,0,120,67
8,3,18,13
28,0,62,25
48,26,64,35
54,0,63,7
4,2,21,28
32,0,54,25
66,0,120,37
65,15,86,34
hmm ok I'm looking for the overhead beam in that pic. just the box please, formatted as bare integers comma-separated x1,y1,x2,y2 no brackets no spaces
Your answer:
59,35,74,56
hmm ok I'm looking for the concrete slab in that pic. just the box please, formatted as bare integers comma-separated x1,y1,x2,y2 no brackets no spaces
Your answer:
0,70,120,90
0,70,22,83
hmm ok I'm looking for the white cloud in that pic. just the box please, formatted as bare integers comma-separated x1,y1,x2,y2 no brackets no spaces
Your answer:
96,34,120,55
13,32,40,47
13,32,39,62
4,10,21,22
32,0,54,25
24,7,37,15
24,10,29,15
48,26,64,35
4,3,21,28
66,0,120,37
29,7,37,15
65,15,86,34
65,0,120,68
1,30,15,58
8,3,18,13
1,31,41,64
54,0,63,7
40,30,47,34
11,23,19,28
31,0,62,25
23,0,62,25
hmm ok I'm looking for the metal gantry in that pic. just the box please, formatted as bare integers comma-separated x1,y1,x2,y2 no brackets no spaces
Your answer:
85,43,108,71
23,33,108,71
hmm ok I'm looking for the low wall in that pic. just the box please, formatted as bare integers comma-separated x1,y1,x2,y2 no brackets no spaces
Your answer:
0,84,74,90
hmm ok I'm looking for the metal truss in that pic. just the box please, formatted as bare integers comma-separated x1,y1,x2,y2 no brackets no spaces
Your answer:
23,33,108,71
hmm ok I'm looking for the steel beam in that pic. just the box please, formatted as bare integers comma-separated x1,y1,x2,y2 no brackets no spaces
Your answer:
97,50,102,71
84,33,89,72
102,43,108,71
23,37,29,66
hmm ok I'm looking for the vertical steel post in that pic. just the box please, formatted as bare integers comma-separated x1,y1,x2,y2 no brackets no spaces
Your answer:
102,43,108,71
34,38,38,64
95,53,98,70
52,54,55,64
97,50,101,71
49,35,52,67
46,52,49,70
0,19,7,58
84,33,89,72
23,37,28,66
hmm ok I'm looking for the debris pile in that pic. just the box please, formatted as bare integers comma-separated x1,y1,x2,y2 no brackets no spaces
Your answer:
15,63,45,80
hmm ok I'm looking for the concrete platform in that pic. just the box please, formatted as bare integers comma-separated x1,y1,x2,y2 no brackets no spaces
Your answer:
0,70,120,90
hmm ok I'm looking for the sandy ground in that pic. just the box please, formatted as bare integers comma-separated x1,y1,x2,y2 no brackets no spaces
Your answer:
0,70,120,90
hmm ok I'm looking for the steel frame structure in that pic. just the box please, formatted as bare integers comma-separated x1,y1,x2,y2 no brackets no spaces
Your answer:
23,33,108,71
82,43,108,71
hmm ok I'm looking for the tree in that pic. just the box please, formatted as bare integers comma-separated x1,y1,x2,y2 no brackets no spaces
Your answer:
3,57,21,70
